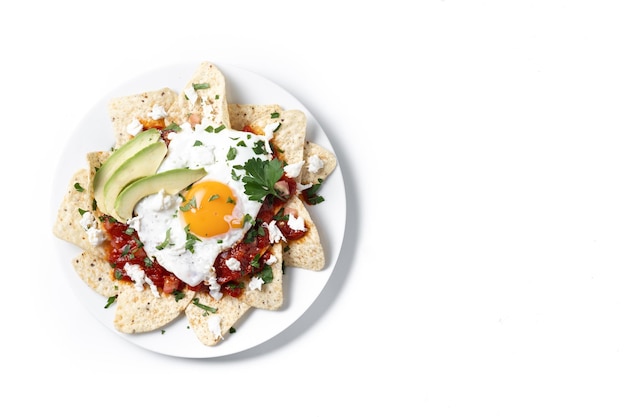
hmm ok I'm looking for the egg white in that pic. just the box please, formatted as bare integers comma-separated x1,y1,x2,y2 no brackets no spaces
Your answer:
129,120,279,288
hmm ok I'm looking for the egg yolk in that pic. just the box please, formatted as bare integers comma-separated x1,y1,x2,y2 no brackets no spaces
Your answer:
180,181,242,238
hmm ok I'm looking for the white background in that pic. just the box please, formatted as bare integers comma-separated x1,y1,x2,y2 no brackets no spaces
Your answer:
3,1,626,415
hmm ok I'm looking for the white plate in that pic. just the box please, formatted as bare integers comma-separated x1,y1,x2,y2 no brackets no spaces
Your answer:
51,62,346,358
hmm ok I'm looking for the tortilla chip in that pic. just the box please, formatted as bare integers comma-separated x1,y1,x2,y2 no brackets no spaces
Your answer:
113,284,195,333
53,169,106,257
72,251,117,297
301,141,337,185
86,151,110,180
108,87,177,148
185,293,251,346
283,196,325,271
242,244,284,310
228,103,282,131
166,62,230,128
251,109,306,174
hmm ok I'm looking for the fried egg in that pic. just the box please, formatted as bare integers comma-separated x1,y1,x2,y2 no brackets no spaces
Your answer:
129,119,279,289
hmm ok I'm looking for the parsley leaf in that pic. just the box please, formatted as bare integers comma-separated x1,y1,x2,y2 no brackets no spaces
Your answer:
184,225,201,253
242,158,285,202
259,264,274,284
156,228,172,250
192,298,217,314
302,178,326,205
104,295,117,309
193,82,210,90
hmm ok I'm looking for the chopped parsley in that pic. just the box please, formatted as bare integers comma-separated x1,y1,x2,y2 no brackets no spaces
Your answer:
156,228,172,250
303,179,326,205
184,225,201,253
193,82,210,90
104,295,117,309
205,124,226,133
192,298,217,315
172,290,186,302
252,140,267,155
180,197,197,212
165,122,182,132
258,264,274,284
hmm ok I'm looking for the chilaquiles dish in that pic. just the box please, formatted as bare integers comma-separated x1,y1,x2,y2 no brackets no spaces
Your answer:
53,62,336,347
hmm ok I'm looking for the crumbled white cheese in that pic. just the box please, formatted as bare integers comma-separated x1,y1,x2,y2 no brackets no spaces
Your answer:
283,160,304,178
266,254,277,265
208,315,223,340
265,220,286,243
264,122,280,138
225,257,241,271
207,276,222,301
144,276,160,298
123,263,159,297
307,154,324,174
287,213,307,232
126,118,143,136
262,123,280,154
148,104,168,120
79,211,95,230
248,276,264,291
296,182,313,193
184,86,198,108
80,211,105,246
86,228,105,246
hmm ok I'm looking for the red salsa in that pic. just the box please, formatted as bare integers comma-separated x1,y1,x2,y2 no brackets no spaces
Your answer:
101,172,307,298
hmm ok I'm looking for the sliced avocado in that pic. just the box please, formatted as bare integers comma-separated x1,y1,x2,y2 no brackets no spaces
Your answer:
93,129,161,212
114,168,207,222
102,141,168,221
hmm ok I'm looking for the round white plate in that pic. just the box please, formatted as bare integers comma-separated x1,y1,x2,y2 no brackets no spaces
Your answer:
51,62,346,358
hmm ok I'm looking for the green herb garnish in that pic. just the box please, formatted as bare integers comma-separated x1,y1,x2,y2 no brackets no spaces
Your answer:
156,228,172,250
104,295,117,309
192,298,217,314
242,158,285,202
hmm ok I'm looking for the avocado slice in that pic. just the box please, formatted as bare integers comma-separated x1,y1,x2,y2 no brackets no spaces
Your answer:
114,168,207,222
102,141,168,221
93,129,161,212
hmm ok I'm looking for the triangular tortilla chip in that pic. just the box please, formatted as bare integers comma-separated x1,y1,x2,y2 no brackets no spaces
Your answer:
53,168,106,258
166,62,230,128
108,87,177,148
228,103,282,131
113,283,195,333
282,196,325,271
185,293,251,346
242,244,284,310
251,109,306,175
72,251,117,297
301,141,337,185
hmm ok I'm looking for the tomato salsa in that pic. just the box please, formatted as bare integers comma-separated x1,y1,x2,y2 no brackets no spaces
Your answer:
100,173,306,298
